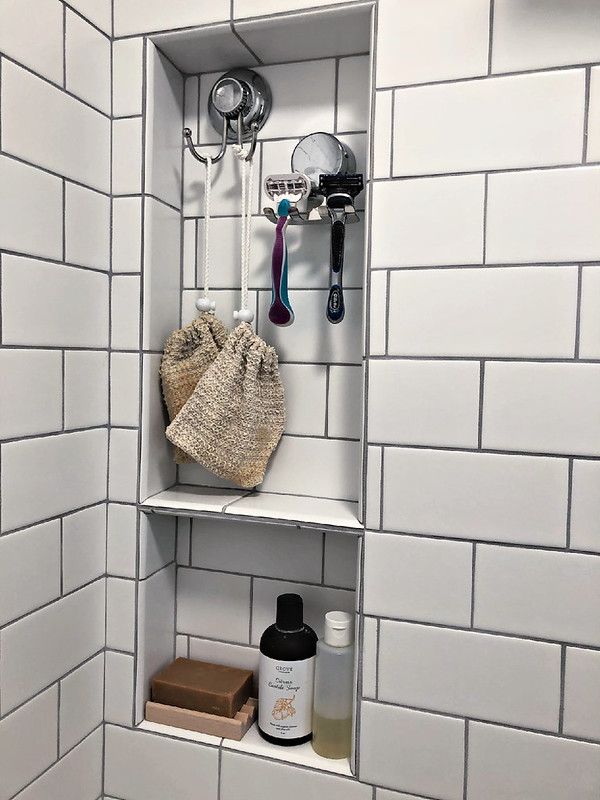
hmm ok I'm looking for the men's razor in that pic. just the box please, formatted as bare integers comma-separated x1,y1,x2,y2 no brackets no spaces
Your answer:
264,173,311,326
318,173,364,324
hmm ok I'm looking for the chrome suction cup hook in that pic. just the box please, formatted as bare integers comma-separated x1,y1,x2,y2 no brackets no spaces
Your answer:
183,116,227,164
183,68,270,165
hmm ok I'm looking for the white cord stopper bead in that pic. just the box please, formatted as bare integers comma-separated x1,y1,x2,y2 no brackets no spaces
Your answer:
196,297,216,312
233,308,254,323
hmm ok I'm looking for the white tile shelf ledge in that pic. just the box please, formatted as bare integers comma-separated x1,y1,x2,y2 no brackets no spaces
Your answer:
137,720,353,778
139,485,363,533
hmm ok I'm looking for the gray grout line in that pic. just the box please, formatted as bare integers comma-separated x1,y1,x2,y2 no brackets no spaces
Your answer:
62,2,67,88
477,360,485,449
0,423,124,447
558,644,567,733
0,647,105,723
383,269,390,356
470,544,477,628
363,526,599,558
0,51,112,120
5,722,105,799
248,576,254,645
229,18,263,66
367,352,600,363
487,0,495,76
463,719,469,800
355,9,377,765
0,246,112,276
574,264,583,359
363,696,600,748
59,518,65,596
56,678,62,759
389,89,395,178
377,58,600,93
333,56,340,134
178,562,355,594
365,440,600,462
0,577,105,636
583,66,592,163
374,617,380,701
364,610,600,654
381,159,600,183
0,149,111,197
566,458,574,550
369,260,598,271
131,34,149,728
217,741,223,800
482,172,488,264
377,446,384,530
0,57,3,149
61,349,66,430
61,0,112,40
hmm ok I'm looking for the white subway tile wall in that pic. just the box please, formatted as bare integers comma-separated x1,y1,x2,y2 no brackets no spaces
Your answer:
2,1,600,798
0,2,110,793
365,5,600,792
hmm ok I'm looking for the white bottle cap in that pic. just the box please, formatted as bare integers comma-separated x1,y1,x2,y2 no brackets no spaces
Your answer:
324,611,353,647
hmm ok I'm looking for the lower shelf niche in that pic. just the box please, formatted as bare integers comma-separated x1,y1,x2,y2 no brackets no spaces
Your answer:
137,719,353,777
136,510,361,779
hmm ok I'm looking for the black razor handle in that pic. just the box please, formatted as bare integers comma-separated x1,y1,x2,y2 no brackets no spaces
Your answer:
327,218,345,323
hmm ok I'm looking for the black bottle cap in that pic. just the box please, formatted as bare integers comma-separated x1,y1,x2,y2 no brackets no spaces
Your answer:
275,593,304,631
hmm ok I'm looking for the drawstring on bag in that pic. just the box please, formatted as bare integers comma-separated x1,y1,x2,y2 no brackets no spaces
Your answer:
160,154,228,464
196,156,216,314
233,144,254,324
166,143,286,488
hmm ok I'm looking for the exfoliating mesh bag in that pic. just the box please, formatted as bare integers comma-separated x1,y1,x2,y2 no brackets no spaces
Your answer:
160,312,229,464
165,322,285,488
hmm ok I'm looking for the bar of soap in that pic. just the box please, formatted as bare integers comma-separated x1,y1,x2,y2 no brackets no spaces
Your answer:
151,658,253,719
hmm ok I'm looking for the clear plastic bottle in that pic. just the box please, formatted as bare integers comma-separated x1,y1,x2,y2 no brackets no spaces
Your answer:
311,611,354,759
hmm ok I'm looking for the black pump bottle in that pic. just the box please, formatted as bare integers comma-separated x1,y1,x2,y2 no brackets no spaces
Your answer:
258,593,318,746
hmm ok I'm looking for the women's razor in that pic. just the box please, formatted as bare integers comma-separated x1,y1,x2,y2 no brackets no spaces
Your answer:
318,173,364,324
264,173,311,326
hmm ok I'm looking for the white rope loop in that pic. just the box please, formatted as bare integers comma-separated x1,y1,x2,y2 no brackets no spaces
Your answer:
196,155,216,313
233,145,254,324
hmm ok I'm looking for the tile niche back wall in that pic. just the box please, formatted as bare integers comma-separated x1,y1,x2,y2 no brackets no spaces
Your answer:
0,1,110,799
178,54,369,502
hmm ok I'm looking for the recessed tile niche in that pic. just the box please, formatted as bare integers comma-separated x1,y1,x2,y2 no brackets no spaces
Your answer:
135,2,374,777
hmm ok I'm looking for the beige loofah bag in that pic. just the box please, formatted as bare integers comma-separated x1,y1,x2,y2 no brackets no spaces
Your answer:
166,322,285,487
160,312,229,464
160,155,230,464
166,146,285,487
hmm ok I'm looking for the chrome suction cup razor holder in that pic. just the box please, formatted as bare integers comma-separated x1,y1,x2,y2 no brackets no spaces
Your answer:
184,68,271,164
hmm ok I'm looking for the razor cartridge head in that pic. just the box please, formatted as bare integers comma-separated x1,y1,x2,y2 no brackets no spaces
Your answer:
318,172,364,200
264,173,311,203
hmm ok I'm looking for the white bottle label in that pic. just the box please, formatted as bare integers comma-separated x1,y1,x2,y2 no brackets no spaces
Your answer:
258,653,315,740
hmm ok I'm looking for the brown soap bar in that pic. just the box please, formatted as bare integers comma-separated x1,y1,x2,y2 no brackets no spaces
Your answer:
151,658,253,719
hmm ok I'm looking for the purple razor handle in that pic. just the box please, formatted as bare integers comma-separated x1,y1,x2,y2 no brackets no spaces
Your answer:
268,199,294,326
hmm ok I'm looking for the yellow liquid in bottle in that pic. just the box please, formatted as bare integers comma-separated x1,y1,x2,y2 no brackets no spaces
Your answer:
311,713,352,759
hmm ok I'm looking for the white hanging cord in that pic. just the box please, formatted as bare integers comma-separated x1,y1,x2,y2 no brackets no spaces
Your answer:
233,145,255,324
195,156,216,313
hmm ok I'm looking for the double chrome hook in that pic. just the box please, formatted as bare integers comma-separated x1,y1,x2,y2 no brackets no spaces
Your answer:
183,116,259,165
183,67,270,165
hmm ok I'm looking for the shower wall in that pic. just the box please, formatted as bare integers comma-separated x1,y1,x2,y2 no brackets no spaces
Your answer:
0,1,110,798
362,2,600,799
2,1,600,800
